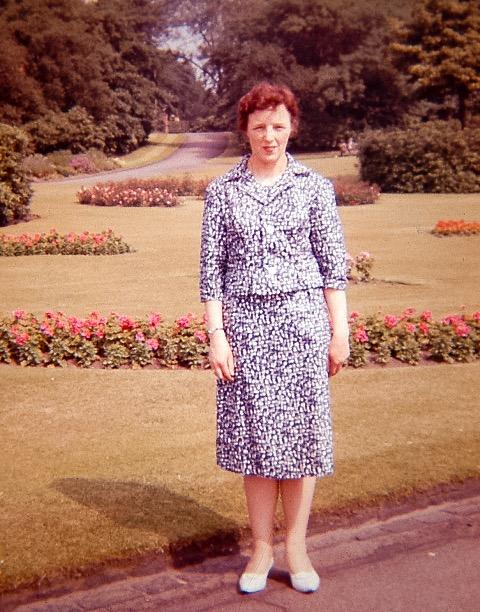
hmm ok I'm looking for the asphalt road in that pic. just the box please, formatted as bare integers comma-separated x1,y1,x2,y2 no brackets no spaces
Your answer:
51,131,230,187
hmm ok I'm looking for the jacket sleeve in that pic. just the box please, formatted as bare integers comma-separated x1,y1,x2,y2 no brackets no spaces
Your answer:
199,183,228,302
309,179,348,290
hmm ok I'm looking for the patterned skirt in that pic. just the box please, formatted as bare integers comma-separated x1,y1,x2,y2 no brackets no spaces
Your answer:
217,286,334,479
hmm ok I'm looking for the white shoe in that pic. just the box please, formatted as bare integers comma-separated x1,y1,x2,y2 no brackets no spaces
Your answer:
290,569,320,593
238,558,274,593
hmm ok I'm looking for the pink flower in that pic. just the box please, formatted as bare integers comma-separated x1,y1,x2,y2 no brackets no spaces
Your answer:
401,307,416,319
119,315,135,331
384,314,399,328
349,311,361,320
454,323,471,337
442,315,461,326
135,331,145,342
419,322,430,335
421,310,433,322
148,313,162,327
146,338,159,350
13,309,26,320
176,313,194,329
354,327,369,343
473,311,480,321
405,323,416,334
68,316,83,335
40,323,54,337
13,332,29,345
94,329,105,338
194,329,208,343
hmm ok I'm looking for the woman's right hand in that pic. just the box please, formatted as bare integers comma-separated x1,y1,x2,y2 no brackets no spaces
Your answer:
208,332,235,382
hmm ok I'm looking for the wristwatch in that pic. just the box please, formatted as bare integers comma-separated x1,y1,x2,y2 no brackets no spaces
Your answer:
207,326,224,336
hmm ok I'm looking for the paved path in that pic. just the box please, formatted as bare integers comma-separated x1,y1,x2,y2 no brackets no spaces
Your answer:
6,492,480,611
50,132,230,187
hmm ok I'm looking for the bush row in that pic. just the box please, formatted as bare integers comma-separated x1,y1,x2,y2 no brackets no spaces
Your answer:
348,309,480,367
0,229,133,256
333,179,380,206
359,120,480,193
77,180,181,208
21,149,119,179
432,220,480,236
2,308,478,370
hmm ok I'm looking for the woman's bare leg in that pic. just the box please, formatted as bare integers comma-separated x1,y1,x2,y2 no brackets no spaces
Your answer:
243,475,279,573
280,476,317,573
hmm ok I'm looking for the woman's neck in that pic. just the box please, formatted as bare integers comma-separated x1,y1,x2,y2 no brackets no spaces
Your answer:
248,153,288,184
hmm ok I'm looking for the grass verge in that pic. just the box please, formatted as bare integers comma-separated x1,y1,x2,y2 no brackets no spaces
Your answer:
113,133,185,170
0,362,479,593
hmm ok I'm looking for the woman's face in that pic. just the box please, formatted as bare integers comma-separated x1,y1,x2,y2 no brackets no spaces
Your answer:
245,104,292,166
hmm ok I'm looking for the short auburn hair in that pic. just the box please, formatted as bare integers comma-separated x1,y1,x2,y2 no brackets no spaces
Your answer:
237,82,300,133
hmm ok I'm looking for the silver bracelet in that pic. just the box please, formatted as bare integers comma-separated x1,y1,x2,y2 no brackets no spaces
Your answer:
207,326,225,337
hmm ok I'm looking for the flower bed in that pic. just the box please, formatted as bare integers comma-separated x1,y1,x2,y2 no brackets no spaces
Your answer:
77,177,378,208
349,308,480,367
432,220,480,236
1,308,478,369
333,178,380,206
0,229,133,256
77,180,180,208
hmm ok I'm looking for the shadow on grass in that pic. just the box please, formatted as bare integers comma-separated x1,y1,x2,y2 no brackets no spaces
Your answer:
52,477,241,567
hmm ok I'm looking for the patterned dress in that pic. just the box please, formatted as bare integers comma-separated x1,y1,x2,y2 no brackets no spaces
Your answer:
199,153,348,479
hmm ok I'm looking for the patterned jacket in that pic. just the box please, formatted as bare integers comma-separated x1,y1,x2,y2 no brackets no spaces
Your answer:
199,152,347,301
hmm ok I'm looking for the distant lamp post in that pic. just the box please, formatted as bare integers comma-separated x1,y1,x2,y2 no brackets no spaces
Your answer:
162,110,169,134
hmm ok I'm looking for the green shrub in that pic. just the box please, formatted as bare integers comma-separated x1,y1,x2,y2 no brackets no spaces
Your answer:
24,107,105,155
20,154,57,179
0,123,33,226
359,121,480,193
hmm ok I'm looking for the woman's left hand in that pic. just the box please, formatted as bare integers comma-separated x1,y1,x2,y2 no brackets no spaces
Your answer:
328,332,350,377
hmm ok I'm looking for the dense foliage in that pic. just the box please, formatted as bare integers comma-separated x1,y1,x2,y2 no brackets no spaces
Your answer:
0,0,211,154
0,123,33,226
391,0,480,128
173,0,417,148
358,121,480,193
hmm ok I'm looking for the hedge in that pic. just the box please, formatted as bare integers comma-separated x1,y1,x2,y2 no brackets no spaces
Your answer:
359,120,480,193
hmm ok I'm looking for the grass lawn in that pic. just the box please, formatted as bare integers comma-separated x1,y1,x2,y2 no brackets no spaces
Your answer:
1,363,479,593
0,148,479,593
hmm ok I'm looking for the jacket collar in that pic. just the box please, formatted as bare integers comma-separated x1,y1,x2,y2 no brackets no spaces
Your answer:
222,152,311,205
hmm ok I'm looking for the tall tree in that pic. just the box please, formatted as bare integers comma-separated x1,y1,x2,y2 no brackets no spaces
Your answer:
175,0,411,148
0,0,210,152
391,0,480,127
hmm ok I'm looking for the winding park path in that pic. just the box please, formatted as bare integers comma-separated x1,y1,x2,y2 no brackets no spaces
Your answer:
52,131,230,186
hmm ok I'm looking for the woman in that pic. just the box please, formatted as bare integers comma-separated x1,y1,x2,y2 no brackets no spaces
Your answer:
199,82,350,594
